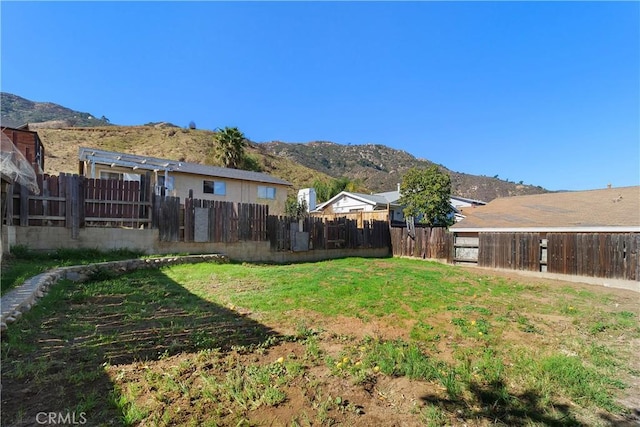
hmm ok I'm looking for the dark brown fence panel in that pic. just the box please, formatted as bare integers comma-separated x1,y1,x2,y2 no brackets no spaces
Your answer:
307,216,325,250
390,226,451,260
9,173,152,231
627,234,640,281
478,232,541,271
83,175,150,228
180,198,267,244
155,195,181,242
547,233,639,281
268,216,390,252
268,215,291,250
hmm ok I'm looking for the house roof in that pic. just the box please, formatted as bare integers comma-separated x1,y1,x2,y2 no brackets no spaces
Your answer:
450,186,640,232
312,191,401,212
79,147,292,186
375,190,401,204
312,189,485,215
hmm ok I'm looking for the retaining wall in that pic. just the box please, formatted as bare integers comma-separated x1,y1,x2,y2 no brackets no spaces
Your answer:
5,226,390,263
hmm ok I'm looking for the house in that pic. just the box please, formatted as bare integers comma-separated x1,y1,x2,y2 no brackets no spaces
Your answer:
450,186,640,234
310,185,486,223
1,126,45,174
78,147,292,214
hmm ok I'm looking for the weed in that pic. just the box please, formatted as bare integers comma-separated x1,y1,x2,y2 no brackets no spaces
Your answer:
420,404,449,426
409,321,441,342
540,354,624,412
363,339,440,381
303,336,322,361
191,330,218,350
589,321,609,334
437,368,462,399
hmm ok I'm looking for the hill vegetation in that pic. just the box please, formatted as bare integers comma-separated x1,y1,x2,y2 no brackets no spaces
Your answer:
34,126,333,194
3,92,548,201
1,93,111,128
262,141,547,200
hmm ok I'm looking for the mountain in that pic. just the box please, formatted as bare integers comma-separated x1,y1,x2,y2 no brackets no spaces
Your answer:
261,141,546,201
2,93,548,201
0,93,111,128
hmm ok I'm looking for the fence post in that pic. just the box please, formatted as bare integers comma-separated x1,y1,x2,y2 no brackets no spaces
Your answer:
5,184,14,225
19,184,29,226
70,175,80,239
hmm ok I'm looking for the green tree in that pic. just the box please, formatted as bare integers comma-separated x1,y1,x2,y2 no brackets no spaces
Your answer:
398,166,453,227
285,195,308,219
214,126,247,169
312,177,366,203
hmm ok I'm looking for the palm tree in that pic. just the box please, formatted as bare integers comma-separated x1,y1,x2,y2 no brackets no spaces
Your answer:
214,127,247,169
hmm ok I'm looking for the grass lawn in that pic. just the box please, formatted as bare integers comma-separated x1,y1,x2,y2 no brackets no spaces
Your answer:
0,246,145,295
1,257,639,426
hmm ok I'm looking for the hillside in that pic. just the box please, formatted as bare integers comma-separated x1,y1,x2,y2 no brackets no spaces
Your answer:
1,93,110,128
3,92,548,201
34,126,333,194
262,141,547,201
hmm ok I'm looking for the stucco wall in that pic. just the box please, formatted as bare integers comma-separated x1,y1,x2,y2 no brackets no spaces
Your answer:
9,226,158,253
168,172,289,215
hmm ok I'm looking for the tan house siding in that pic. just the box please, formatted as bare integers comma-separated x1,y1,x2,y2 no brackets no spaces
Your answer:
80,148,291,215
88,163,288,214
171,171,288,214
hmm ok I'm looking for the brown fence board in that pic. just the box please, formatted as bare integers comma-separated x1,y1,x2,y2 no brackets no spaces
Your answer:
545,232,639,281
156,195,180,241
8,174,152,230
390,226,451,260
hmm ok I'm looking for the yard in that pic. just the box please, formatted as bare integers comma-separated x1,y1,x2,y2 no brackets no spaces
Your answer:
1,257,639,426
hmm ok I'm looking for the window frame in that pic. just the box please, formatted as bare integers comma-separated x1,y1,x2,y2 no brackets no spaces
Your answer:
257,185,276,200
203,180,226,196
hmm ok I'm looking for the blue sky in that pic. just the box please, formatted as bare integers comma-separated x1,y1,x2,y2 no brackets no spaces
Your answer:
2,1,638,192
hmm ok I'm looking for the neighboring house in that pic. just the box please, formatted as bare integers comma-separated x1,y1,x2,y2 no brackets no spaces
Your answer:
448,186,640,282
1,126,45,174
311,186,485,223
78,148,292,214
449,195,489,217
450,186,640,234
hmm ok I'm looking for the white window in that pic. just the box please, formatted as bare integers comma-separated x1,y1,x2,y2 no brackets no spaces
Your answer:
204,180,226,195
100,171,141,181
258,186,276,200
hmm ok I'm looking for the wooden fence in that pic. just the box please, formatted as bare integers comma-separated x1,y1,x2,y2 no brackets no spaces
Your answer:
5,174,152,237
390,225,452,261
392,226,639,282
477,232,542,271
152,195,390,249
546,233,639,281
153,194,269,243
7,177,637,282
267,216,390,252
452,231,639,282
